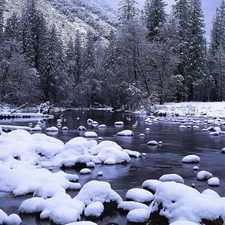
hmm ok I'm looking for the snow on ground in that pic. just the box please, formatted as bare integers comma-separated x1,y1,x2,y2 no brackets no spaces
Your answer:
153,102,225,118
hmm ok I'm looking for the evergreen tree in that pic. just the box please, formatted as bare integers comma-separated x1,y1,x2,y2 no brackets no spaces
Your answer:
65,37,76,80
172,0,192,95
187,0,207,100
83,30,96,70
21,0,47,68
101,30,118,107
4,13,21,41
118,0,139,22
39,25,67,103
172,0,207,101
144,0,167,41
74,30,82,84
0,0,5,43
148,16,180,104
208,0,225,101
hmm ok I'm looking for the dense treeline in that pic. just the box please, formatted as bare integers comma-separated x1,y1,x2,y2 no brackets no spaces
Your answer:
0,0,225,111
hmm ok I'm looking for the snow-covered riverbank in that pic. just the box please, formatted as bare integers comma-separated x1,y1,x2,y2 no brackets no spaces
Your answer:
152,102,225,118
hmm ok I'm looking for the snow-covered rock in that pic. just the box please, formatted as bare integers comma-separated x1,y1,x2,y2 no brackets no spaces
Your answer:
125,188,154,203
197,170,213,180
84,201,104,218
74,180,122,206
182,155,200,163
114,121,124,126
147,140,158,146
142,179,162,193
127,208,149,223
118,201,149,212
208,177,220,186
117,130,134,136
159,173,184,184
46,126,59,132
149,182,224,224
90,141,130,164
84,131,98,138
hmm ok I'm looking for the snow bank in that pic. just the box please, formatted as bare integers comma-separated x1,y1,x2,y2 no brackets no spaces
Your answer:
154,102,225,118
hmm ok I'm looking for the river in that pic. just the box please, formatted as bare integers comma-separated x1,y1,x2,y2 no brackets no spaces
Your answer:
1,109,225,225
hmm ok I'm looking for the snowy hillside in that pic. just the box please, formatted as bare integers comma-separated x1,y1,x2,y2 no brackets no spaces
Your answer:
4,0,118,44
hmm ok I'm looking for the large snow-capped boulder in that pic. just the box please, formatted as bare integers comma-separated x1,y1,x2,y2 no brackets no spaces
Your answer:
147,182,224,225
74,180,122,206
90,141,130,164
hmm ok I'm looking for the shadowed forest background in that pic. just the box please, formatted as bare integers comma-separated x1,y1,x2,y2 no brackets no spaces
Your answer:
1,0,225,111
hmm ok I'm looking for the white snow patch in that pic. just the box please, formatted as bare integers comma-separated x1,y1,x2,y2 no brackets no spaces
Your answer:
182,155,200,163
159,173,184,184
126,188,154,203
84,201,104,217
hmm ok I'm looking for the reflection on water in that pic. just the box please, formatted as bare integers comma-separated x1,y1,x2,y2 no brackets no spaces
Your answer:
1,110,225,224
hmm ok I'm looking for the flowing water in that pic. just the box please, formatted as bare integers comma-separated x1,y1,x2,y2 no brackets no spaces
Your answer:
1,109,225,225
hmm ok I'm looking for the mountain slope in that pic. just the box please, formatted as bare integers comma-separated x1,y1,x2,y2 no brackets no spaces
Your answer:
4,0,118,44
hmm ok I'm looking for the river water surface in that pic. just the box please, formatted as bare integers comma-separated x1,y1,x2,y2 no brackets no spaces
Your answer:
1,109,225,225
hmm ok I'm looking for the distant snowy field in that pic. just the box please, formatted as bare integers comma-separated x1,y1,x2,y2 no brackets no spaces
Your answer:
0,101,225,224
153,102,225,118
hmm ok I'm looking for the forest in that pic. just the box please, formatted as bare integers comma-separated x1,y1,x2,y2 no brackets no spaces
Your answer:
0,0,225,111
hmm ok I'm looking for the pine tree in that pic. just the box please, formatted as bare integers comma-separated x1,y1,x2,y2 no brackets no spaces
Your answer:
83,30,96,70
101,30,118,107
65,37,76,97
0,0,5,43
118,0,139,22
208,0,225,101
172,0,207,101
74,30,82,84
144,0,167,41
4,13,21,41
39,25,67,103
21,0,47,68
186,0,207,100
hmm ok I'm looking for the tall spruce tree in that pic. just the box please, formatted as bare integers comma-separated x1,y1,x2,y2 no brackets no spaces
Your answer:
4,13,21,41
208,0,225,101
172,0,194,100
21,0,47,69
101,30,119,107
187,0,207,100
0,0,5,43
39,25,67,103
74,30,82,84
144,0,167,41
118,0,139,22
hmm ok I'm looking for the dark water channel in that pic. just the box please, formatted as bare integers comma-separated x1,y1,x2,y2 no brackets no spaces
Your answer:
1,109,225,224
